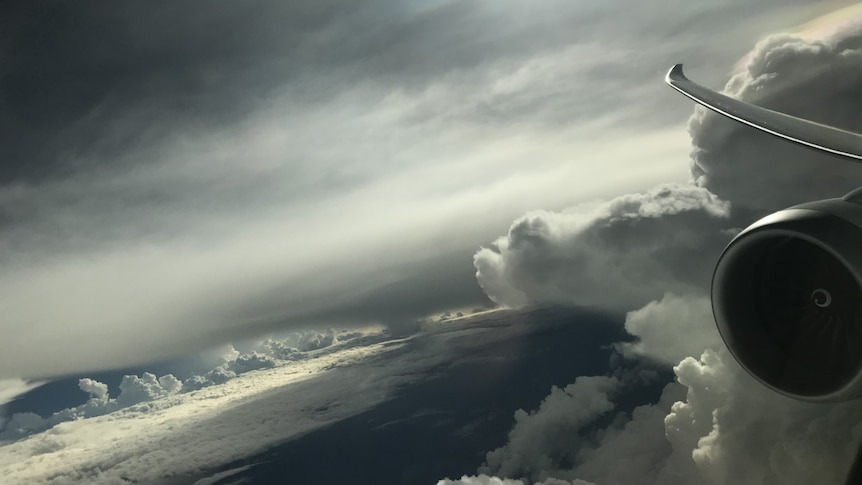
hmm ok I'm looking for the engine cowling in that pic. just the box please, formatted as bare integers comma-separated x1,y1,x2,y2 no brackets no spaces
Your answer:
713,193,862,401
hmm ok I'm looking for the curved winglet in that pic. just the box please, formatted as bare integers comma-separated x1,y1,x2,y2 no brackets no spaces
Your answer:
666,64,862,161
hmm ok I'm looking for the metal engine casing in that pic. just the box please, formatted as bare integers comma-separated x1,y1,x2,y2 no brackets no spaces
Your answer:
713,191,862,401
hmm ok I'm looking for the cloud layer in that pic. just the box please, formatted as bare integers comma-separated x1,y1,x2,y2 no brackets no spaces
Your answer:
0,327,400,484
0,328,367,443
0,0,723,379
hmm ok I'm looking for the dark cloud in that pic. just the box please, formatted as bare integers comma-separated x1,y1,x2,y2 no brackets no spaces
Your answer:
0,0,803,185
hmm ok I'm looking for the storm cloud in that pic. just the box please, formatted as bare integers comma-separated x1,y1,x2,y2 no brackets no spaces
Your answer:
690,31,862,216
466,13,862,485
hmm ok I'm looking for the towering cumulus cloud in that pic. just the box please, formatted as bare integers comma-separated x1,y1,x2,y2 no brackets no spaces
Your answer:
464,24,862,485
691,33,862,215
474,184,731,311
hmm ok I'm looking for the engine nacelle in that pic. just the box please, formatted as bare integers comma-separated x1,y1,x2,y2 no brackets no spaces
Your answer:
713,193,862,401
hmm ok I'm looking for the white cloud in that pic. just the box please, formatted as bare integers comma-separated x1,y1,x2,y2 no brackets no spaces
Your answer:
468,348,862,485
0,373,183,442
77,379,109,401
480,376,620,482
474,184,731,311
0,317,549,483
438,475,527,485
0,380,44,407
437,474,596,485
460,12,862,485
0,337,409,484
0,310,628,484
180,329,372,392
664,349,862,485
116,373,182,408
571,383,686,485
690,31,862,216
618,293,722,365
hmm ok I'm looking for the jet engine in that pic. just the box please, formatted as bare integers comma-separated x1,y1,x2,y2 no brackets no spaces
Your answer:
713,195,862,400
666,64,862,401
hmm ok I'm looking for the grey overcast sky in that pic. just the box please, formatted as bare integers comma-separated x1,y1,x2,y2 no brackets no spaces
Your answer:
0,0,855,378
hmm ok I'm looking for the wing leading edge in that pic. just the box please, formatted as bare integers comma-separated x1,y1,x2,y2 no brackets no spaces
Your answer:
665,64,862,161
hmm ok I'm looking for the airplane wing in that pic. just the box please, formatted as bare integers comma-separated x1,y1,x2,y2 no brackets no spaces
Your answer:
665,64,862,161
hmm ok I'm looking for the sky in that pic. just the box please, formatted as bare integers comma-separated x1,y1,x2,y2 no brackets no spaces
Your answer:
3,0,862,484
0,0,850,379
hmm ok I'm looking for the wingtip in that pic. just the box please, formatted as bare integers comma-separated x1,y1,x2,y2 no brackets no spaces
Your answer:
665,63,686,85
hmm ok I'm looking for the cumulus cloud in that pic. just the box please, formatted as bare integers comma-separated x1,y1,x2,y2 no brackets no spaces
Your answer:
437,475,595,485
666,349,862,485
77,378,109,401
474,184,731,311
0,372,183,442
472,348,862,485
438,475,527,485
690,32,862,216
463,17,862,485
229,352,278,374
2,328,377,434
117,373,183,408
480,376,620,482
617,293,722,365
0,317,485,484
180,329,367,392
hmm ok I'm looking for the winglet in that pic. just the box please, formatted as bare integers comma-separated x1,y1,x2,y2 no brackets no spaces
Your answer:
665,63,686,85
665,64,862,161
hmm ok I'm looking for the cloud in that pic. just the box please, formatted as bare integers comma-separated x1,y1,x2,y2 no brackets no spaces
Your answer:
3,0,774,380
77,378,109,401
480,376,620,482
617,293,722,365
474,184,731,311
472,347,862,485
180,329,371,392
0,328,382,442
570,382,686,485
1,2,858,483
665,349,862,485
438,475,527,485
0,380,44,407
461,16,862,485
1,312,552,483
228,352,278,375
117,373,183,408
0,379,47,439
0,372,183,442
437,475,596,485
0,346,398,484
690,32,862,216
